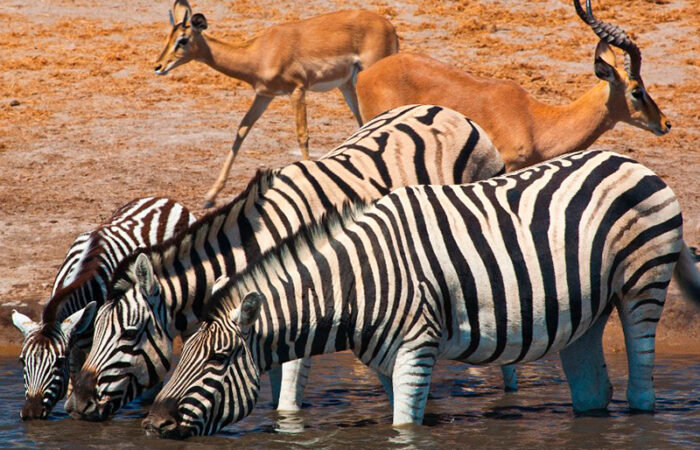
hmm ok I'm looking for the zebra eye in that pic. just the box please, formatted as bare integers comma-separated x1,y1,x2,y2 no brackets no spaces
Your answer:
209,352,229,364
121,328,140,341
55,356,67,365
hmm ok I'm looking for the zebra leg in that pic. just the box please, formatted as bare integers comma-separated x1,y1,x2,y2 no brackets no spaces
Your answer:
377,372,394,407
391,346,438,425
268,366,283,408
275,358,312,411
501,365,518,392
559,308,613,413
618,286,668,412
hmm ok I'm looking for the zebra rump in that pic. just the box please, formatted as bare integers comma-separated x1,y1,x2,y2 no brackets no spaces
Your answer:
11,197,195,420
144,149,698,438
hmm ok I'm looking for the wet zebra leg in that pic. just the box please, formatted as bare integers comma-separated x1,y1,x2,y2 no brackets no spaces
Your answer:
559,307,613,413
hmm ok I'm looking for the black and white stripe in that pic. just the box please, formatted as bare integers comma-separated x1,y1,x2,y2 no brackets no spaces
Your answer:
70,105,508,420
145,150,698,437
11,197,195,420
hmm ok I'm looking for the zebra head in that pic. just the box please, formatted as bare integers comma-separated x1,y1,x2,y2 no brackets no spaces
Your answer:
67,253,172,421
142,291,263,439
12,304,95,420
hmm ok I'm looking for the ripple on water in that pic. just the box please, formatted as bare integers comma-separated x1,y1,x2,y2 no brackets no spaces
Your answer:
0,353,698,448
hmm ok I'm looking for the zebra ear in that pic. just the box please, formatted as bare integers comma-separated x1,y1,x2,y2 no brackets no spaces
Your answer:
61,302,97,338
134,253,158,298
12,310,38,337
211,275,230,296
235,292,263,329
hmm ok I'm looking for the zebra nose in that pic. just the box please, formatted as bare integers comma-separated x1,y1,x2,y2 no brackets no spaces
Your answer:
143,397,180,436
20,396,46,420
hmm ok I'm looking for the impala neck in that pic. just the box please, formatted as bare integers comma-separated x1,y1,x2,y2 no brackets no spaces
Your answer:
532,81,618,161
196,34,259,87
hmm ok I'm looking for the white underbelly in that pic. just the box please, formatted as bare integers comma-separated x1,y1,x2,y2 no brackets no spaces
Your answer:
307,56,359,92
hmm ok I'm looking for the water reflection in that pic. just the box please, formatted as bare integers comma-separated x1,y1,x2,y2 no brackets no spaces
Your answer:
0,352,697,448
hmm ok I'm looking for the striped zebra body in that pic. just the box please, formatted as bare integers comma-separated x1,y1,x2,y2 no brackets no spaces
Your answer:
144,150,699,438
70,105,506,420
11,197,195,420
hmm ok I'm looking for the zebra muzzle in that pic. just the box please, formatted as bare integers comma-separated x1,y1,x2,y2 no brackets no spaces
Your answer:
142,398,185,439
20,396,48,420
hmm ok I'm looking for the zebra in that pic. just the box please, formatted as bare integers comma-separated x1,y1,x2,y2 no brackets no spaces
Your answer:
11,197,195,420
142,150,700,438
67,104,512,421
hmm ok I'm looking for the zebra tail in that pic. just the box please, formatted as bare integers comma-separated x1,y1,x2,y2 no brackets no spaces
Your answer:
673,241,700,308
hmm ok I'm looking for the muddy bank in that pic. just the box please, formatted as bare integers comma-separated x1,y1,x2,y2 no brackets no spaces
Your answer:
1,0,698,352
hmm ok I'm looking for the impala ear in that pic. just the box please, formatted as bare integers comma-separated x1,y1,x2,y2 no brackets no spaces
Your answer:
61,302,96,338
234,292,263,330
12,310,38,337
191,13,208,32
594,40,621,83
134,253,158,298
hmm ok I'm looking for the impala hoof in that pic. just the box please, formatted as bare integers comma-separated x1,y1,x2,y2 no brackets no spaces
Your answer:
203,200,215,209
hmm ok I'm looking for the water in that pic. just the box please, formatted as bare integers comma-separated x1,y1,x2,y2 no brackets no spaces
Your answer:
1,352,698,448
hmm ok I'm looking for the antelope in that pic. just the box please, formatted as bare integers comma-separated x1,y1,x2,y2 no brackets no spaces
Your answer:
356,0,670,171
154,0,398,207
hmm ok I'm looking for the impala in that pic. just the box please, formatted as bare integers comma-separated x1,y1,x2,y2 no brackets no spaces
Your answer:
356,0,670,171
155,0,398,207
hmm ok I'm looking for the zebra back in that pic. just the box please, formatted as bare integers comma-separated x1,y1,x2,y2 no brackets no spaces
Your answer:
43,197,195,325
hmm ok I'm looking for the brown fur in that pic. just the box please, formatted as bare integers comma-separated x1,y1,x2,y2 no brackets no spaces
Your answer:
356,52,669,172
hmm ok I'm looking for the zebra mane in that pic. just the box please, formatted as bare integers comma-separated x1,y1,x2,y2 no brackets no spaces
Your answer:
105,169,280,300
41,231,108,327
202,198,372,322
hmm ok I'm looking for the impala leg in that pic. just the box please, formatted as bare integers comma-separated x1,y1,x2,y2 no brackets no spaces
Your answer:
290,87,309,160
338,81,363,126
203,94,273,208
559,307,613,413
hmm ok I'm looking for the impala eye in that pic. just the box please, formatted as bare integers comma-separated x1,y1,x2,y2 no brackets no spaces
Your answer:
176,37,188,47
631,88,644,100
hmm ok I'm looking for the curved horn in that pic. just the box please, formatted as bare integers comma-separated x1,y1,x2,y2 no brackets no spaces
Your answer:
573,0,642,80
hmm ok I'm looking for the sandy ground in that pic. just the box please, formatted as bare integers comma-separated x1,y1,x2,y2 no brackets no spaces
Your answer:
1,0,698,354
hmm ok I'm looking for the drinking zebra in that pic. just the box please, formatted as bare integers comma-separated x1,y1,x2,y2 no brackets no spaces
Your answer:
143,150,699,438
68,105,511,421
11,197,195,420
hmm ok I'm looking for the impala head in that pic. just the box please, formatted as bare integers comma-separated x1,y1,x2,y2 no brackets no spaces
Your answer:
66,253,173,421
154,0,209,75
575,0,670,136
143,289,263,439
11,304,95,420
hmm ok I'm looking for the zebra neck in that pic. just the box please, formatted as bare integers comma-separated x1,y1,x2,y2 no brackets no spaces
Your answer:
45,235,113,325
241,236,358,372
